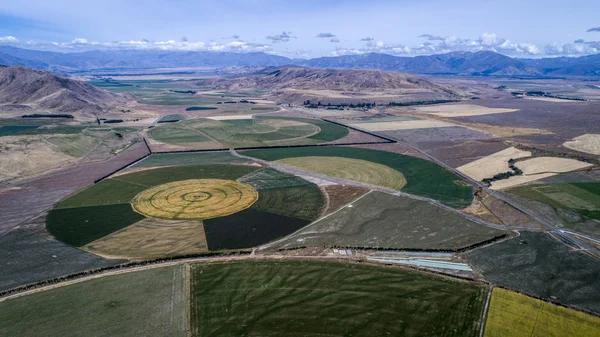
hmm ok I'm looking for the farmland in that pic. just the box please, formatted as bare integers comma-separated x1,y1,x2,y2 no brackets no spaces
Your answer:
131,179,259,220
132,151,249,168
508,182,600,221
465,232,600,314
271,191,505,250
507,182,600,237
0,266,186,337
46,164,325,255
483,288,600,337
275,156,407,190
189,260,487,337
147,116,349,149
0,229,124,292
242,146,474,207
84,218,208,259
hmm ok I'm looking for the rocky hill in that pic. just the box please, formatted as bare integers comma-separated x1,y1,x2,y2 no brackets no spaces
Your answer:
0,66,131,116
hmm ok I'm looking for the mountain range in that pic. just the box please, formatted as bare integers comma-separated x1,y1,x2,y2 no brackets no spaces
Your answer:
0,46,599,77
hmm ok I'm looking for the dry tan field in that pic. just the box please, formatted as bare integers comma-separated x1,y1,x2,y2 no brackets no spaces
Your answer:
563,134,600,155
84,218,208,259
131,179,258,220
490,173,557,190
0,135,76,183
347,119,455,131
206,114,254,120
415,104,518,117
481,156,593,190
457,147,531,181
515,157,593,175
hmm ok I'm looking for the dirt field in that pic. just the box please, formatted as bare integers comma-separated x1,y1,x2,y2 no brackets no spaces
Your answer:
457,147,531,181
563,134,600,155
415,104,518,117
270,191,505,250
483,288,600,337
85,218,208,259
322,185,370,215
463,190,542,229
515,157,593,175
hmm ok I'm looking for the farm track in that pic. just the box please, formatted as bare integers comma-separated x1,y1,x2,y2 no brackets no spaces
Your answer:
231,150,509,232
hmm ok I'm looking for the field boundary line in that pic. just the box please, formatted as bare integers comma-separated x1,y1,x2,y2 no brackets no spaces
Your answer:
185,263,192,337
257,191,374,250
479,285,493,337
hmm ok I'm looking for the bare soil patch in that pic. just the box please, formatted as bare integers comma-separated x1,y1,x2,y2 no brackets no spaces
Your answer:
322,185,370,215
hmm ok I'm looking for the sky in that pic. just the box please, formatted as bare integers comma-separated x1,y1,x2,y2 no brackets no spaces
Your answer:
1,0,600,58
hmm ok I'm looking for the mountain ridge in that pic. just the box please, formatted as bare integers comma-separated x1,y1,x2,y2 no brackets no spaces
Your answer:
0,46,599,77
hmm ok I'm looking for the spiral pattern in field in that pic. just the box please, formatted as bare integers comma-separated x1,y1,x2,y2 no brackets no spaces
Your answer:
131,179,258,220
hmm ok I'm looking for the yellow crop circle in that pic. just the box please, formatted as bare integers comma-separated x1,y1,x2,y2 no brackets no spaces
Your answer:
131,179,258,220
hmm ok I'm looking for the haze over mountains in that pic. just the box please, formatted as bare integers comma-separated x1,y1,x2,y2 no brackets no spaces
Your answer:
0,66,130,115
1,46,600,77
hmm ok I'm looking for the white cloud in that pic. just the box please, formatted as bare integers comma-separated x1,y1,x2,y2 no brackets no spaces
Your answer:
0,36,19,43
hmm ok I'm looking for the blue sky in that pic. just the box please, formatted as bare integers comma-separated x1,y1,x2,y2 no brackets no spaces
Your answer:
1,0,599,58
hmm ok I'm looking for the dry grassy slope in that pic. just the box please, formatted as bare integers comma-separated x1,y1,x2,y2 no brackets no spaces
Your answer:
205,66,463,98
0,66,132,116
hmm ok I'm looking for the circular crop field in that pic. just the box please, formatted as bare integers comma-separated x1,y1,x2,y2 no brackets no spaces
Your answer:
46,164,325,258
275,156,407,190
148,116,349,149
132,179,258,220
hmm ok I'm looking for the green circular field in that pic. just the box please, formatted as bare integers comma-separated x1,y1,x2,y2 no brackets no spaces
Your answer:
275,156,407,190
148,116,349,148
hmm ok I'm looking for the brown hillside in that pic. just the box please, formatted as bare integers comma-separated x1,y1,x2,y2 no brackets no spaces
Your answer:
0,66,131,116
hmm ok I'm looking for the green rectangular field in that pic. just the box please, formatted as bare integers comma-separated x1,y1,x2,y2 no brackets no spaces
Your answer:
508,182,600,220
0,265,186,337
484,288,600,337
189,260,487,337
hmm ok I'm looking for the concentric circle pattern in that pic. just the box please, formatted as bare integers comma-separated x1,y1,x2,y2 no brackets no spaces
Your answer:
131,179,258,220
